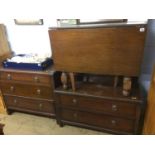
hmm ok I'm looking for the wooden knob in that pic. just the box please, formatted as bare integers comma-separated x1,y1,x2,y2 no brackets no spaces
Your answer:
112,104,117,111
7,74,12,80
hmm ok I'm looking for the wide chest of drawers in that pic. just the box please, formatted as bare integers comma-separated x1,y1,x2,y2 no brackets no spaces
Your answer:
55,85,144,135
0,67,59,117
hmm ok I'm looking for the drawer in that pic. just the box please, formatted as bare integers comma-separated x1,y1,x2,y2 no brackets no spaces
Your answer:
59,94,137,118
61,109,134,133
4,95,55,114
0,71,52,85
0,82,53,99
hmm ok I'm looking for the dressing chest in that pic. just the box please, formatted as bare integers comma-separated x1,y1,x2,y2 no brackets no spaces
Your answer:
49,22,147,134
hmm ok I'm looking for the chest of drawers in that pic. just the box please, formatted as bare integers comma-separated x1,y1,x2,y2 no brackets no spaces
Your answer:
0,67,59,117
55,85,144,134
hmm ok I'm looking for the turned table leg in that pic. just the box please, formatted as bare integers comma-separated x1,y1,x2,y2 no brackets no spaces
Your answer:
69,72,76,92
122,76,132,96
61,72,76,91
61,72,68,90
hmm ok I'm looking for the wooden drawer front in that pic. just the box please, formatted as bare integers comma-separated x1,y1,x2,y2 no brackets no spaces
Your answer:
1,82,53,99
0,71,52,85
59,95,137,118
61,109,134,133
4,95,55,114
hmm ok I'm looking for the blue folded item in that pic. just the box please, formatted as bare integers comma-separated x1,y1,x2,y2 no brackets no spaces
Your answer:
3,54,53,71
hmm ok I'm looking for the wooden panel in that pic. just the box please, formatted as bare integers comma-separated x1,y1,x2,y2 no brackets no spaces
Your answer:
49,25,146,76
59,94,137,118
0,24,11,62
0,71,52,85
0,82,53,99
4,95,55,115
55,83,143,103
143,67,155,134
61,109,134,133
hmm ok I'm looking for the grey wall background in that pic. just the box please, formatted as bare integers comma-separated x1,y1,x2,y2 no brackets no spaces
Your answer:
141,19,155,79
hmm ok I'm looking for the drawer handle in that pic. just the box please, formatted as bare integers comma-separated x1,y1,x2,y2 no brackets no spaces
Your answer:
7,74,12,80
112,104,118,111
10,86,15,92
72,98,77,105
39,103,43,109
34,76,40,82
37,89,41,95
14,99,17,104
111,120,116,125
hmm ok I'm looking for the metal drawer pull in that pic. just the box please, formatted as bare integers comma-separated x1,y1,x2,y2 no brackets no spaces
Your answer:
111,120,116,125
112,104,117,111
10,86,14,92
34,76,40,82
39,103,43,109
72,98,77,105
14,99,17,104
7,74,12,80
37,89,41,95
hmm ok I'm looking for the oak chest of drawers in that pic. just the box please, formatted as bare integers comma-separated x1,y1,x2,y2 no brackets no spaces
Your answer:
0,67,60,117
55,84,144,134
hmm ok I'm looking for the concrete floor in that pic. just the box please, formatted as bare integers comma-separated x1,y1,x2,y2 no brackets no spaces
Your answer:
0,112,108,135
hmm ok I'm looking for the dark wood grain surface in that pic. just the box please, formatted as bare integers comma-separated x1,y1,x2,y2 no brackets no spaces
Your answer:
49,25,147,76
55,82,143,134
4,95,55,117
59,94,138,119
61,108,135,133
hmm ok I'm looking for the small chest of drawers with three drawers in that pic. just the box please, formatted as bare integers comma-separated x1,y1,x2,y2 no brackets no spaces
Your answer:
0,67,59,117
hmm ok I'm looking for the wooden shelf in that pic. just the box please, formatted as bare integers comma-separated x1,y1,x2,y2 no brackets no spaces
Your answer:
55,82,142,103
